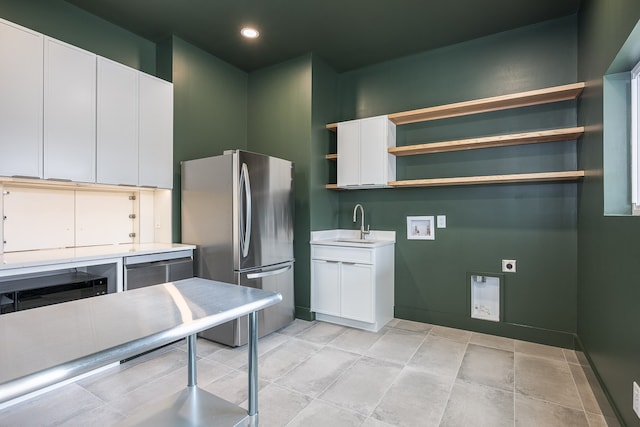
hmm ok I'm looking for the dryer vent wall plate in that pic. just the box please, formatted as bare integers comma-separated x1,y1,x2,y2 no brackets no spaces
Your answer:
502,259,516,273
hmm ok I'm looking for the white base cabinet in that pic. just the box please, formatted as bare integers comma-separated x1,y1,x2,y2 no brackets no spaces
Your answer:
311,243,394,332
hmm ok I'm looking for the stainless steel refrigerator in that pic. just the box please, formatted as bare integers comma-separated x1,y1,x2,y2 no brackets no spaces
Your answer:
181,150,295,347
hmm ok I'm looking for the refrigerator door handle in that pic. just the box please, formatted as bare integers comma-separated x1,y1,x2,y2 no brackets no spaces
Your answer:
239,162,252,258
246,264,292,280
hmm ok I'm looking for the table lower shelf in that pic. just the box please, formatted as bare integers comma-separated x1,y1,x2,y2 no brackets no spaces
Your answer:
117,386,251,427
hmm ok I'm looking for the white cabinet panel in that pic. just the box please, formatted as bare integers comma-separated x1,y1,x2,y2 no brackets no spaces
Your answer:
97,57,139,186
2,187,74,252
311,242,394,331
359,116,388,186
336,115,395,188
44,38,96,183
139,74,173,189
337,120,360,187
311,259,341,316
0,19,43,178
341,263,373,322
1,18,174,188
75,191,135,247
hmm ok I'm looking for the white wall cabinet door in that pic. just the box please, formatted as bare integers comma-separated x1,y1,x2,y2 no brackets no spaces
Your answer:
0,19,43,178
44,38,96,183
340,262,374,322
96,57,139,186
337,120,360,187
139,74,173,189
311,259,341,316
337,115,395,188
359,116,389,186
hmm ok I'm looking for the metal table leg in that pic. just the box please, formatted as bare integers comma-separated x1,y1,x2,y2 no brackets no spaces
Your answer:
247,311,258,427
187,334,197,387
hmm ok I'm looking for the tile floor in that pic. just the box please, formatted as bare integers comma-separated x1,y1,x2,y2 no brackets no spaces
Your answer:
0,319,620,426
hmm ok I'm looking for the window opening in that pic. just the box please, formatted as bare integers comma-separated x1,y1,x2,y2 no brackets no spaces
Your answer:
631,59,640,214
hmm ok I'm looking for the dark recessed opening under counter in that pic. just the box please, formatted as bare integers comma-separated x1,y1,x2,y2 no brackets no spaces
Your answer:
0,271,108,314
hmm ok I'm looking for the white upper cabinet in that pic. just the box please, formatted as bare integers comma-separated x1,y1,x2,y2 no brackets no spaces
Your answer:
44,38,96,183
139,74,173,189
97,57,139,186
0,19,44,179
337,115,396,188
0,17,174,188
336,119,360,187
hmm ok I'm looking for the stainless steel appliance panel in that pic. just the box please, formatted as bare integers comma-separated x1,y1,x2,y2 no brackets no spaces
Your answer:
168,259,194,282
182,150,295,347
181,155,236,283
236,151,294,271
198,261,294,346
125,263,165,290
124,251,194,291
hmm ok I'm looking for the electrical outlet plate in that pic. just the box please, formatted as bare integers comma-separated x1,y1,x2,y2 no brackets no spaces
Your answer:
633,381,640,418
502,259,516,273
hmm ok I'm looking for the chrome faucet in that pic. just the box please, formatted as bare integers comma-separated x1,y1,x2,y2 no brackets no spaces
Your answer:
353,203,370,240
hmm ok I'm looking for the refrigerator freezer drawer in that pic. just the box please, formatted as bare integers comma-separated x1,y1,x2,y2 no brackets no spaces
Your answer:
198,261,294,347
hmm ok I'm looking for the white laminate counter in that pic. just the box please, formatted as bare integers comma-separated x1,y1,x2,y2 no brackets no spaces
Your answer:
0,243,195,272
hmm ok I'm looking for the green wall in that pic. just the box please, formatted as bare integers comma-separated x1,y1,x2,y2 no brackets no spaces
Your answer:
169,36,249,240
310,56,340,232
0,0,156,74
247,55,315,318
244,54,340,319
333,16,580,347
577,0,640,425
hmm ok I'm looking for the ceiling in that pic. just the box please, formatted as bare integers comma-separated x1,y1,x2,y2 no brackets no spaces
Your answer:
64,0,582,72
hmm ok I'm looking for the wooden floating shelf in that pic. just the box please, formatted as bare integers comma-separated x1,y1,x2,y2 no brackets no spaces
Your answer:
325,171,585,190
325,127,584,159
326,82,585,131
388,171,585,188
388,127,584,156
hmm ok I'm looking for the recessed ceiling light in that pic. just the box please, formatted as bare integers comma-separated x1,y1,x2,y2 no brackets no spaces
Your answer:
241,27,260,39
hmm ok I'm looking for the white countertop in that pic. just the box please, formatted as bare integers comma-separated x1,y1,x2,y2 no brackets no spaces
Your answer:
310,229,396,248
0,243,195,271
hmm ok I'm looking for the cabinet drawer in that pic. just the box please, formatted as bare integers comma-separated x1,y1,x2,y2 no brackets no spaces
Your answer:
311,245,373,264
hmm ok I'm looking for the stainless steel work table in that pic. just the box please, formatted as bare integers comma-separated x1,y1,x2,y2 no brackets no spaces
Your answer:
0,277,283,426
